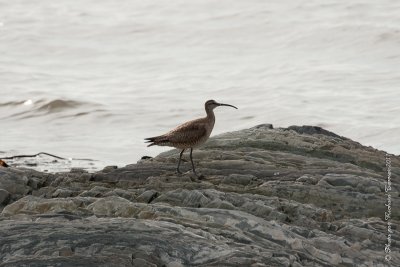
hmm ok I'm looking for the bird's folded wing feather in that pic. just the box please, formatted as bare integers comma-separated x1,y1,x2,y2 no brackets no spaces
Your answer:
168,122,207,144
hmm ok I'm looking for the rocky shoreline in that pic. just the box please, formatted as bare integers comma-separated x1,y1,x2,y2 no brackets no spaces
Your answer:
0,125,399,266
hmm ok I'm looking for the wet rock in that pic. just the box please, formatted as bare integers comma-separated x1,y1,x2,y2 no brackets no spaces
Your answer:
0,125,399,266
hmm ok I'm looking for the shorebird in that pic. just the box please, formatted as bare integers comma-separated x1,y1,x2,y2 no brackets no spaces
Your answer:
145,99,237,177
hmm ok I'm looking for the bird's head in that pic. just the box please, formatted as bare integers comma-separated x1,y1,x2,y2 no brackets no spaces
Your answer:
205,99,238,110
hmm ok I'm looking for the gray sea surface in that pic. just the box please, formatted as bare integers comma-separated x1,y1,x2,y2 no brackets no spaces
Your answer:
1,0,399,171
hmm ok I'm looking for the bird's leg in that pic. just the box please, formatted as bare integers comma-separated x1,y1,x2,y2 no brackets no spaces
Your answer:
189,148,199,177
176,149,185,174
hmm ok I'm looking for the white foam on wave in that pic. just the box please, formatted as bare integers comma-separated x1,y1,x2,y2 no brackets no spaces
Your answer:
23,99,33,106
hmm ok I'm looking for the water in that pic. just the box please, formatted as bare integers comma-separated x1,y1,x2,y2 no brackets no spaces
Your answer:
1,0,399,171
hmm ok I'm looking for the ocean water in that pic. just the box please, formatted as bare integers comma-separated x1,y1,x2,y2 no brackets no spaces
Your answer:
1,0,399,171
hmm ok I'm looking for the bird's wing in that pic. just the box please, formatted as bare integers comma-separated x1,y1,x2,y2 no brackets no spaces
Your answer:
167,120,207,144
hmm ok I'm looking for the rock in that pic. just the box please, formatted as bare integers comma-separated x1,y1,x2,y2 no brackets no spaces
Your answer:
221,174,256,186
286,125,345,139
102,165,118,173
0,125,399,266
1,195,95,217
0,189,10,205
0,170,30,198
70,168,88,173
58,246,74,256
296,174,319,185
79,186,110,197
105,188,137,201
52,188,77,198
154,189,210,208
136,190,159,203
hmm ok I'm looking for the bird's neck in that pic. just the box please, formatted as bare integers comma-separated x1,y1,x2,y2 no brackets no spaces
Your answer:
205,108,215,125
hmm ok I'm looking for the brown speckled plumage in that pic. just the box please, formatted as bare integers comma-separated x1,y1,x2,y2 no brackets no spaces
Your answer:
145,100,237,176
146,118,212,149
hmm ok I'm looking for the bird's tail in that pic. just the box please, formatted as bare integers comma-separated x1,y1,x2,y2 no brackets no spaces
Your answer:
144,135,170,147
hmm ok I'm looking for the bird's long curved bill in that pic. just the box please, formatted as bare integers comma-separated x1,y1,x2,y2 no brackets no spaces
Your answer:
219,103,238,109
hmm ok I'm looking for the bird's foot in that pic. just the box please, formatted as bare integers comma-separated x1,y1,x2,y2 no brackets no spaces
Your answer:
176,169,183,175
189,175,201,182
191,171,205,181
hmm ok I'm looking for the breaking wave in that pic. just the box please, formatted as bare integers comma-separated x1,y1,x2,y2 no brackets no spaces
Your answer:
0,98,108,120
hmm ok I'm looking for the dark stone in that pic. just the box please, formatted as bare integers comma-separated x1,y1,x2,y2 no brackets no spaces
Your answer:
286,125,346,140
0,189,10,205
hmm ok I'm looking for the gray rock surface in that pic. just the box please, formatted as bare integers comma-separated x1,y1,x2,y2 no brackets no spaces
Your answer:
0,124,399,266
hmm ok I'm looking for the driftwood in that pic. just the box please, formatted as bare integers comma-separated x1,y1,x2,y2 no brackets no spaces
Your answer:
0,152,67,167
1,152,66,160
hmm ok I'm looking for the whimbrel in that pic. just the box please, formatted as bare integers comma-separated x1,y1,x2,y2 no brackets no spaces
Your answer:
145,99,237,177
